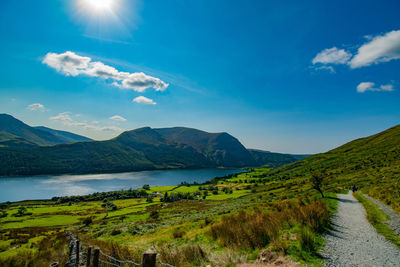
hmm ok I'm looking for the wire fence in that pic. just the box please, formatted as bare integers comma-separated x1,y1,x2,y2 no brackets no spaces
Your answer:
64,230,176,267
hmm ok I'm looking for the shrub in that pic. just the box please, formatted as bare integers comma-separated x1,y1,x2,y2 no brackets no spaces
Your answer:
300,227,316,252
210,210,279,249
172,229,185,239
0,210,7,218
82,217,93,226
296,200,330,232
142,184,150,190
149,210,159,220
111,229,122,236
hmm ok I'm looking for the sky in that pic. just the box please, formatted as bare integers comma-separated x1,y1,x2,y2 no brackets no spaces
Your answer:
0,0,399,154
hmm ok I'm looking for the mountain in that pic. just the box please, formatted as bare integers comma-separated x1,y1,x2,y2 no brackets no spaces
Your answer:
34,126,92,143
0,127,214,176
155,127,255,167
0,130,38,148
248,149,308,168
0,114,91,146
0,115,307,176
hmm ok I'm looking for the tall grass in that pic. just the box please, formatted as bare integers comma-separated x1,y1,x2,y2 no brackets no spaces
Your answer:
0,231,68,267
210,210,280,249
296,199,330,233
210,199,330,250
157,244,208,267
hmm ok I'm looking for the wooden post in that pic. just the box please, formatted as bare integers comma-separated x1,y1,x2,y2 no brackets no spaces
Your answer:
69,242,74,256
86,246,92,267
142,250,156,267
76,240,80,267
93,248,100,267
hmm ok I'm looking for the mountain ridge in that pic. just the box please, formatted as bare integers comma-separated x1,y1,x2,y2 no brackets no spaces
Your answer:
0,114,307,176
0,114,92,146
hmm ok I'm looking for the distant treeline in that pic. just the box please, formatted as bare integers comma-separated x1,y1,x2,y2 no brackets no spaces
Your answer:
50,172,244,204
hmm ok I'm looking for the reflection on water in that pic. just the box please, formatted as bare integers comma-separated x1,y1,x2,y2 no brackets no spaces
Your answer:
0,168,242,202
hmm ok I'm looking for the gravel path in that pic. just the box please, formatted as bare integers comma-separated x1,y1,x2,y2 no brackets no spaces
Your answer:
322,192,400,266
364,194,400,236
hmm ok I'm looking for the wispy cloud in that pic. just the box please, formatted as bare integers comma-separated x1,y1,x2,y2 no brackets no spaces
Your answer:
313,65,336,73
350,30,400,68
356,82,394,93
27,103,45,111
109,115,127,121
43,51,168,92
312,47,352,65
133,96,156,105
50,112,123,132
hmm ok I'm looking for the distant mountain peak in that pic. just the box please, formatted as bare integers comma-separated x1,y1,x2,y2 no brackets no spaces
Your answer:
0,113,92,146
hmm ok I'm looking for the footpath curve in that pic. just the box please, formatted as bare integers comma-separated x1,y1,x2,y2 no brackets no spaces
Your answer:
322,192,400,266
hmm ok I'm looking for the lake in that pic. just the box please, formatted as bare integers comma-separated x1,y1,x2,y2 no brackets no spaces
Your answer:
0,168,243,202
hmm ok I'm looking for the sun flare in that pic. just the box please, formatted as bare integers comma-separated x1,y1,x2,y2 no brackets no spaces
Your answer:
86,0,113,10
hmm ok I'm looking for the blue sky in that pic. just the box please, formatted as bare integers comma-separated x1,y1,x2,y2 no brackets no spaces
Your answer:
0,0,399,154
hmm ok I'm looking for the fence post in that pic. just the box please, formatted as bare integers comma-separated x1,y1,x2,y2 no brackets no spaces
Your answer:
69,242,74,256
86,246,92,267
93,248,100,267
76,240,80,267
142,249,157,267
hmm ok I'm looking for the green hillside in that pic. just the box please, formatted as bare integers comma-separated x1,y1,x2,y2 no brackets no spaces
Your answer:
155,127,255,167
0,114,65,146
0,127,213,176
248,149,306,167
261,124,400,212
34,126,92,143
0,114,92,146
0,115,308,176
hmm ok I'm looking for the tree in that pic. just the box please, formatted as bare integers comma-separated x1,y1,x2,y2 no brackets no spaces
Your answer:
146,196,153,203
142,184,150,190
149,210,159,220
311,172,325,198
82,217,93,226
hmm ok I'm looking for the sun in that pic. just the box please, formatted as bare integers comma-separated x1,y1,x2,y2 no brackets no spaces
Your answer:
86,0,113,10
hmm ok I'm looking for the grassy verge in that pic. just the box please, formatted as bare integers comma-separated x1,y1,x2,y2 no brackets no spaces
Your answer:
354,192,400,248
0,167,342,266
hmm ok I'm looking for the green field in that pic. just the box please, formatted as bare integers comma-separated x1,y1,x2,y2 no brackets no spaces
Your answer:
0,168,338,266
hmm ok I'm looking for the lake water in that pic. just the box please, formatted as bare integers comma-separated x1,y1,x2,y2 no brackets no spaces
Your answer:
0,168,242,202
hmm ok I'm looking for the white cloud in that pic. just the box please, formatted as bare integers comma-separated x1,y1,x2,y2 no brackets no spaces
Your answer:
356,82,394,93
42,51,91,76
350,30,400,68
50,112,123,132
50,112,72,122
133,96,156,105
121,73,168,92
27,103,45,111
43,51,169,92
312,47,352,65
109,115,127,122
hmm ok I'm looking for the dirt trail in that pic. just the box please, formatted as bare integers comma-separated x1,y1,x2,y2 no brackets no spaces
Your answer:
322,192,400,266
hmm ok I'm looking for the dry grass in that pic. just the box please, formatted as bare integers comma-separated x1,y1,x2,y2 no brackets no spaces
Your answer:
210,210,280,249
157,244,208,267
0,231,68,267
210,199,330,251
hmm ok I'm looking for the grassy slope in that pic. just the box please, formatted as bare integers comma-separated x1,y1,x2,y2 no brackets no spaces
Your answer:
263,124,400,213
6,124,400,265
0,169,338,266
